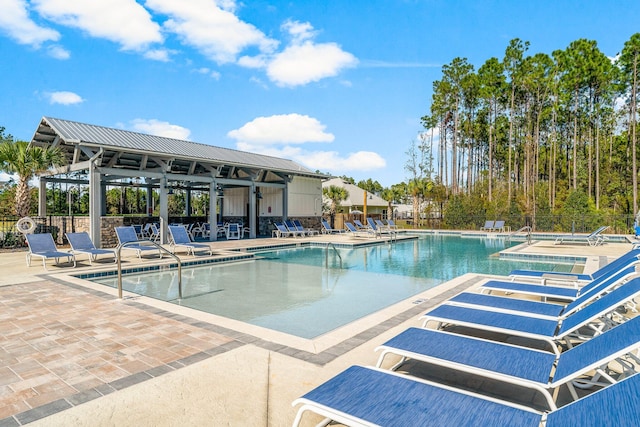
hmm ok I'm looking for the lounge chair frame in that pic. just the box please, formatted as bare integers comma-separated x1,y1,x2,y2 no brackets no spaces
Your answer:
168,225,212,256
25,233,76,270
115,226,162,259
66,232,117,264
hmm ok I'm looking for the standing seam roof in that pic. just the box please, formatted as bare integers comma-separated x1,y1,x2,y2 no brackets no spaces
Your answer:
40,117,317,174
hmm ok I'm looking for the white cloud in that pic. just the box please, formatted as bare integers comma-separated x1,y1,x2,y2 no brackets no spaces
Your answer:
146,0,278,64
265,20,357,87
143,48,172,62
48,91,83,105
32,0,163,51
0,0,60,47
195,67,221,79
129,119,191,140
227,114,334,145
46,44,70,59
230,113,385,173
236,142,386,172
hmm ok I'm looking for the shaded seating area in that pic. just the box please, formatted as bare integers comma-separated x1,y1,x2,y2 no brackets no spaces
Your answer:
168,225,212,256
25,233,76,270
115,226,162,259
292,248,640,426
66,232,117,264
554,225,609,246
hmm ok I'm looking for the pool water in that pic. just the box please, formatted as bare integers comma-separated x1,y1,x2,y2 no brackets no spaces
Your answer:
93,235,572,338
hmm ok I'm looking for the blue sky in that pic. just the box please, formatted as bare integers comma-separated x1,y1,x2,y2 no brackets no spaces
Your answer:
1,0,639,187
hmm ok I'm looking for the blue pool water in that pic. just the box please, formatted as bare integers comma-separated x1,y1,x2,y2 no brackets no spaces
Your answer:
92,235,571,338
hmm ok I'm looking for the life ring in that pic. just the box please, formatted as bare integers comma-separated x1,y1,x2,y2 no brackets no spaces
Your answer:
16,217,37,234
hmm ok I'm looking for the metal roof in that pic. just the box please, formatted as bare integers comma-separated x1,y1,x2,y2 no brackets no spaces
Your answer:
31,117,322,179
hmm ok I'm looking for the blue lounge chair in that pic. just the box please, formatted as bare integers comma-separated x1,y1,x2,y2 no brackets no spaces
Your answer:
386,219,398,230
554,225,609,246
353,219,368,230
284,220,306,237
345,222,376,238
509,248,640,284
480,256,640,301
293,219,319,236
422,276,640,355
168,225,212,256
25,233,76,270
66,232,116,264
453,265,639,317
376,314,640,410
492,220,506,232
273,222,297,238
320,219,344,234
375,219,395,235
292,366,640,427
115,226,162,259
480,220,495,231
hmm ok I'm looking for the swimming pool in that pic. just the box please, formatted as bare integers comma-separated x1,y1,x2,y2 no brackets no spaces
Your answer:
92,235,572,338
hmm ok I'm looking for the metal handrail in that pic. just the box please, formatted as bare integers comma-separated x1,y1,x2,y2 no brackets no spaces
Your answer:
325,242,343,269
508,226,532,245
116,240,183,299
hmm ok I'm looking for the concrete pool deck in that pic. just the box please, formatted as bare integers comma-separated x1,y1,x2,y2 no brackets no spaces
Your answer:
0,233,635,426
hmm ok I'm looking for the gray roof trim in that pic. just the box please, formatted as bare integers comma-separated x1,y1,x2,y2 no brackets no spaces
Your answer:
32,117,325,178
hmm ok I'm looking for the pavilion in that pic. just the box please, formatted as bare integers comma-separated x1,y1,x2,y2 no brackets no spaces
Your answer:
30,117,325,246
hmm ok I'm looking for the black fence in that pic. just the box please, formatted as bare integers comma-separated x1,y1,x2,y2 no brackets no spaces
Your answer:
1,213,637,249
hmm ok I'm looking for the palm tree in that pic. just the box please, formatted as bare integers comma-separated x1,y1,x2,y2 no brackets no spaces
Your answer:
0,140,65,217
322,185,349,228
380,187,396,222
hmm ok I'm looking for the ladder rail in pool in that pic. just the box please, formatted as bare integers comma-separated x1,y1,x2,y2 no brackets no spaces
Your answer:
325,242,343,269
508,226,532,245
116,240,183,299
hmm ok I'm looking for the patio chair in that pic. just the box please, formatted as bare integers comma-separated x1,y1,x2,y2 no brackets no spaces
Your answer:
492,220,506,232
273,222,297,238
133,224,145,239
353,219,368,230
554,225,609,246
386,219,398,230
115,226,162,259
366,217,382,236
508,248,640,284
66,232,117,264
345,222,376,238
480,220,495,231
25,233,76,270
293,219,319,236
480,258,640,302
284,220,306,237
375,219,395,234
421,276,640,355
168,225,212,256
447,265,639,319
226,223,241,240
144,223,160,242
292,364,640,427
376,313,640,410
320,219,344,234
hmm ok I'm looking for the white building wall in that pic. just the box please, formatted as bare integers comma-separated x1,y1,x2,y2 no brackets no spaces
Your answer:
222,187,247,216
258,186,283,216
287,176,322,216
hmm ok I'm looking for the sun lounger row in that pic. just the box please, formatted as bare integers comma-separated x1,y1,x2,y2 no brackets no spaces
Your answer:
292,248,640,426
480,219,507,232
